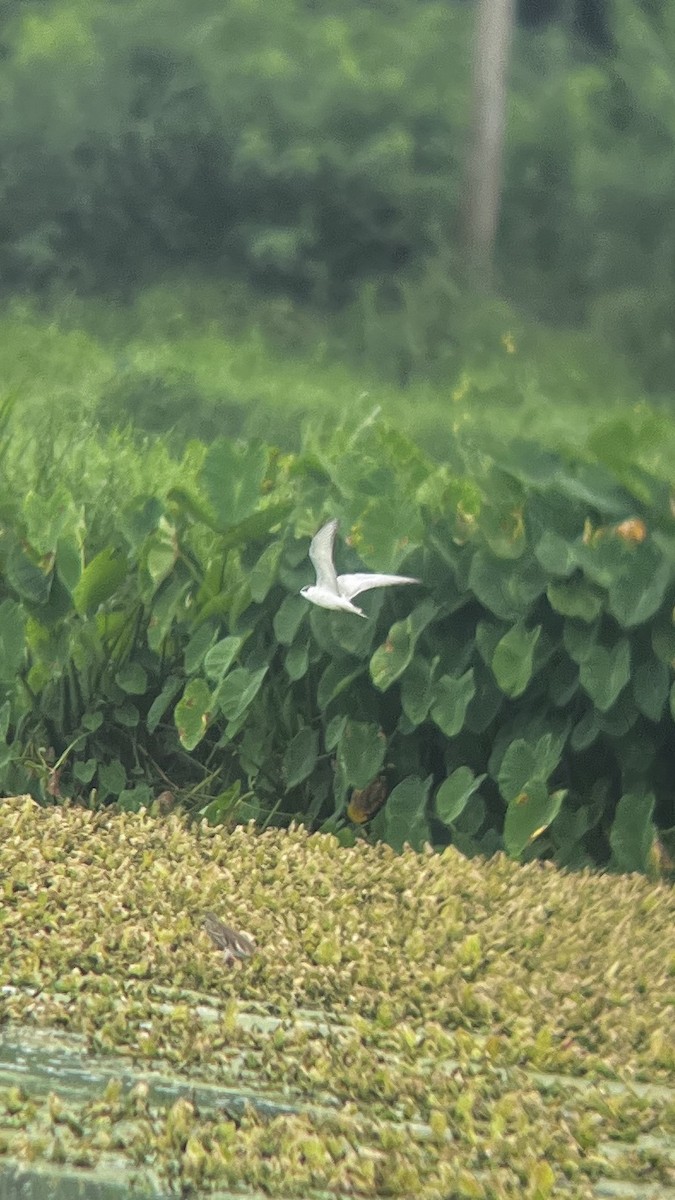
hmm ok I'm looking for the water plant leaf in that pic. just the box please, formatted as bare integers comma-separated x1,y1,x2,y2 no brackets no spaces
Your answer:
6,544,52,605
504,781,566,859
216,666,267,722
283,727,319,789
175,679,212,750
436,767,485,826
579,640,631,712
381,774,432,852
337,719,386,788
369,600,435,693
491,622,541,698
73,548,128,616
204,636,242,681
608,556,671,628
115,663,148,695
273,595,307,645
431,670,475,737
0,599,26,682
609,792,656,873
200,439,269,530
547,578,603,622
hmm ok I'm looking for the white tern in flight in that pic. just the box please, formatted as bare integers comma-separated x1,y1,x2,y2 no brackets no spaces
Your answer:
300,518,420,617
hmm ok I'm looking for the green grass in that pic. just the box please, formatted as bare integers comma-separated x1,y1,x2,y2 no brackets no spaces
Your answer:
3,280,674,493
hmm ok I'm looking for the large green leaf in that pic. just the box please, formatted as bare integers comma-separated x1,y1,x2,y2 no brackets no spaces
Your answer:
118,785,153,813
0,600,26,683
369,599,436,693
220,503,294,552
354,495,423,573
330,607,379,658
204,636,242,682
491,623,541,698
475,619,508,667
652,619,675,667
469,552,546,621
6,544,52,605
23,487,81,557
380,775,432,853
98,760,127,799
200,439,269,530
563,619,599,664
609,792,656,873
73,548,128,616
548,656,579,707
464,667,503,733
283,727,319,789
614,730,657,782
317,662,365,710
325,715,347,752
608,557,671,629
430,670,475,737
184,622,218,674
596,692,638,738
436,767,485,826
497,733,564,803
56,534,83,595
632,659,669,722
497,739,537,804
534,530,576,577
579,640,631,712
504,781,566,859
547,578,603,622
284,638,310,681
273,595,307,645
337,720,386,788
554,463,628,516
249,539,284,603
147,575,191,652
146,676,182,734
167,485,219,528
571,708,600,752
400,656,436,726
479,503,527,561
215,666,268,723
174,679,213,751
119,496,163,551
115,663,147,695
145,527,178,590
551,800,601,860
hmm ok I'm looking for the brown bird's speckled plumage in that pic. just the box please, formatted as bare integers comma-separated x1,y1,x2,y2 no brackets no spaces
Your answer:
203,912,256,964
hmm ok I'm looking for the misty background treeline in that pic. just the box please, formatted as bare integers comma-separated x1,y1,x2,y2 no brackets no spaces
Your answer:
0,0,673,390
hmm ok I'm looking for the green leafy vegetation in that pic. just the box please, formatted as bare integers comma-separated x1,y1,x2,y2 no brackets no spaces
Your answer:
1,339,673,872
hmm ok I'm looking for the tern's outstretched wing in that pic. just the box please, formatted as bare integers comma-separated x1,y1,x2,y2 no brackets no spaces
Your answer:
337,572,420,600
308,519,340,593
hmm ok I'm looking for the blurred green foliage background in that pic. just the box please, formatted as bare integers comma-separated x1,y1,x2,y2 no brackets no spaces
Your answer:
0,0,673,390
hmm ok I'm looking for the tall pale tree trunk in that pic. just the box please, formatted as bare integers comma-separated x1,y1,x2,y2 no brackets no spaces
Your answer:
463,0,517,288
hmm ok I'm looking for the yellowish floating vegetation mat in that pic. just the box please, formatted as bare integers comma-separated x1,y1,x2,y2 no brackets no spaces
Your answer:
0,796,673,1198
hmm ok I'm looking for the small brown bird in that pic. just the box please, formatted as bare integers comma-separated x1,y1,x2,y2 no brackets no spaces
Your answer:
347,776,388,825
203,912,256,964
